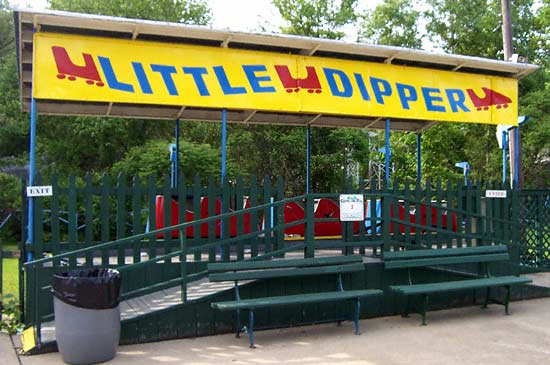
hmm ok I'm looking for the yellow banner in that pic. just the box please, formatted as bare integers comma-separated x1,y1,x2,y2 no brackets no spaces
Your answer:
33,32,518,125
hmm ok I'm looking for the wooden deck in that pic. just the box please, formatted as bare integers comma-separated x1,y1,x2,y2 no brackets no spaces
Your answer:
38,251,382,344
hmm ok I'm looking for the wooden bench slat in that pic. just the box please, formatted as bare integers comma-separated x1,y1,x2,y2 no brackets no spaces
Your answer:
209,262,365,282
384,253,510,269
211,289,383,311
390,276,532,295
207,255,363,272
383,245,508,261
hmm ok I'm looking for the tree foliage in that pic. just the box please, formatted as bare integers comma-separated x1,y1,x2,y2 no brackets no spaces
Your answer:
47,0,212,24
425,0,549,187
0,0,549,215
272,0,357,39
27,0,215,178
0,0,13,59
358,0,421,48
425,0,501,57
111,139,232,183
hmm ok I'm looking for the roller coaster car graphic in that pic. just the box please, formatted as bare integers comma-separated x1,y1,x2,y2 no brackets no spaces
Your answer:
274,65,322,94
466,87,512,111
51,46,104,87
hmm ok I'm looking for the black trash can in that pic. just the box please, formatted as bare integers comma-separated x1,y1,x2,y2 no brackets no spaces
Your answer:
52,268,122,365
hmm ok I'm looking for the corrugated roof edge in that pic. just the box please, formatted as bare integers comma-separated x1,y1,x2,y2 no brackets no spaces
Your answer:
14,7,539,78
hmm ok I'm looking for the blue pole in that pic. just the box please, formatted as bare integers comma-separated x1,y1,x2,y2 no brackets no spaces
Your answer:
416,133,422,183
26,95,37,262
502,130,508,184
221,110,227,181
306,126,311,194
385,119,391,186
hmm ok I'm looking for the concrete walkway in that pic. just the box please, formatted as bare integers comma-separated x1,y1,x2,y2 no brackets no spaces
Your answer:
8,297,550,365
0,333,20,365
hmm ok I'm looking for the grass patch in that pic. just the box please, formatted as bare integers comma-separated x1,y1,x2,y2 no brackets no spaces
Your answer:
2,258,19,303
2,243,18,251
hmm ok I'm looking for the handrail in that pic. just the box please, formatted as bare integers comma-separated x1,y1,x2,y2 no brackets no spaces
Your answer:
23,194,307,268
24,194,310,340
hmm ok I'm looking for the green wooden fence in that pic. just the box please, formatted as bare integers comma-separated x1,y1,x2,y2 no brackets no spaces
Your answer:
19,175,550,346
519,190,550,270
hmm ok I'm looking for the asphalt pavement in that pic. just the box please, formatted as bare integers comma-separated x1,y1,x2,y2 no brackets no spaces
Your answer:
6,297,550,365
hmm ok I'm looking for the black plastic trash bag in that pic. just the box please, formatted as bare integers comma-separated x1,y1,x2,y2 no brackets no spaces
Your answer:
52,268,121,310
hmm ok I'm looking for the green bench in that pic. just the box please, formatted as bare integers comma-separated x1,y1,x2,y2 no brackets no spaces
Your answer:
208,255,383,348
384,245,532,325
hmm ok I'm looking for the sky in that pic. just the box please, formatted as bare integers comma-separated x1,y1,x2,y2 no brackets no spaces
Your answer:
11,0,380,40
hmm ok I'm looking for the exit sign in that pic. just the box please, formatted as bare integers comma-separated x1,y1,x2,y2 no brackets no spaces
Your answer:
485,190,507,198
26,186,53,197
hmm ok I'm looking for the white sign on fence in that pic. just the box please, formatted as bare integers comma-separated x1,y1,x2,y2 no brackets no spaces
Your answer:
339,194,364,221
26,185,53,197
485,190,507,198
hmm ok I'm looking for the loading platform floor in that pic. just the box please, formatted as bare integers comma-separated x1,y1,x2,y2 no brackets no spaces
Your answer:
38,251,382,344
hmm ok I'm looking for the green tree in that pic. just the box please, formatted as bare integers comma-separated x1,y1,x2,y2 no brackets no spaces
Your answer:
356,0,429,186
0,1,27,163
519,0,550,188
47,0,212,24
358,0,422,48
28,0,214,178
421,1,538,183
228,125,306,193
272,0,358,39
37,117,176,176
521,88,550,187
0,0,13,58
111,139,231,183
425,0,502,57
270,0,372,192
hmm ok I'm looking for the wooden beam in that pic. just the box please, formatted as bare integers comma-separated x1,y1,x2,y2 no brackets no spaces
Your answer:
514,69,530,79
106,102,113,116
306,114,322,126
221,35,232,48
300,43,320,56
32,15,41,31
132,26,140,40
176,106,187,119
243,110,257,123
364,117,383,128
384,53,398,64
452,63,466,71
419,121,437,132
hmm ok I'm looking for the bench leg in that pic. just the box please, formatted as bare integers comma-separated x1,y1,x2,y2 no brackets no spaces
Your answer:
504,285,511,315
236,309,242,338
354,299,361,335
482,287,491,309
248,310,255,349
402,296,410,318
421,294,428,326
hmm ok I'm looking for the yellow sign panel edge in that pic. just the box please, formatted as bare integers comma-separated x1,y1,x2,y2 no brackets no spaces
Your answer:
32,32,518,126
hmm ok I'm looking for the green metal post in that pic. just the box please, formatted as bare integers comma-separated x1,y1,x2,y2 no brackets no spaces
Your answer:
0,238,2,302
510,188,520,274
180,229,187,303
382,191,391,254
421,294,428,326
305,194,315,258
